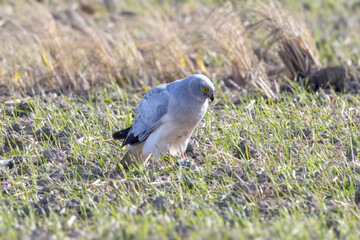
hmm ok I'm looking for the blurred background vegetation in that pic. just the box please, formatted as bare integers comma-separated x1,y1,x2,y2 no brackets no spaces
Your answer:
0,0,359,96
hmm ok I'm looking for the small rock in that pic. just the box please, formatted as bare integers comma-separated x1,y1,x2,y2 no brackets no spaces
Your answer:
16,102,34,116
78,208,93,219
81,172,96,180
182,176,194,189
226,168,246,181
302,66,347,92
42,149,66,163
33,194,58,217
39,186,53,194
0,166,7,180
194,155,203,163
150,196,168,211
215,196,246,209
326,217,340,237
34,205,51,217
234,140,259,160
90,165,104,177
7,123,22,133
13,155,25,164
347,140,359,161
355,188,360,206
68,230,83,238
67,155,85,164
58,172,74,181
66,199,80,209
301,127,313,138
104,0,117,12
257,172,271,184
215,197,235,209
31,230,49,239
38,194,57,206
176,158,191,167
34,179,51,187
280,83,295,93
185,143,195,157
302,3,311,11
93,196,100,203
40,163,55,172
233,181,258,195
4,132,24,150
0,147,10,156
141,196,168,211
292,126,313,139
22,125,36,136
57,126,72,138
35,125,54,141
0,159,14,169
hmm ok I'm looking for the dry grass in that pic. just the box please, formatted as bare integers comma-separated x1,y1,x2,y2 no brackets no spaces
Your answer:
207,5,277,98
246,1,321,80
0,1,145,90
0,0,358,97
137,10,198,82
0,0,321,98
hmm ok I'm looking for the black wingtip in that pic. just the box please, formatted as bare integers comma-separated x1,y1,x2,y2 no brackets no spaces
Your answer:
112,131,125,140
112,126,132,140
121,133,141,147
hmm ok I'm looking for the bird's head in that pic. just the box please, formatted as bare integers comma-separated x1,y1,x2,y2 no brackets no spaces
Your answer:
188,74,215,102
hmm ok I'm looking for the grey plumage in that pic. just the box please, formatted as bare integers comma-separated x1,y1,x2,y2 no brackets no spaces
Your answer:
122,84,170,146
113,74,215,169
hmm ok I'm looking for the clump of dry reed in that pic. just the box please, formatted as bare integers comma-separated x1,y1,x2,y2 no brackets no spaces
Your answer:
205,6,277,98
246,0,321,80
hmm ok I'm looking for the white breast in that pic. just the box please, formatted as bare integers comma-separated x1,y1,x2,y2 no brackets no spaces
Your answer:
141,111,206,160
141,97,209,161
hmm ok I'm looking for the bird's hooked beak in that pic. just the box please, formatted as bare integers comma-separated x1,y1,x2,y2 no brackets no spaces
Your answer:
208,92,214,102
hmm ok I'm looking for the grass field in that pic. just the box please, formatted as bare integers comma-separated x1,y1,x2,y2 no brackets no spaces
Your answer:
1,0,360,239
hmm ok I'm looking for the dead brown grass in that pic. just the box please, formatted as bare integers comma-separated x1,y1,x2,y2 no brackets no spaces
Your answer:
0,0,325,97
138,11,197,82
206,6,277,98
0,1,145,90
247,1,321,80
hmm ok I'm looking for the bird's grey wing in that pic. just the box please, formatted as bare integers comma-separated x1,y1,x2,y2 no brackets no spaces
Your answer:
122,84,170,146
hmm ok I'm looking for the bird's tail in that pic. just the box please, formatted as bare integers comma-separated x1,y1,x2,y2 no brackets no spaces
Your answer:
112,126,132,140
120,142,151,169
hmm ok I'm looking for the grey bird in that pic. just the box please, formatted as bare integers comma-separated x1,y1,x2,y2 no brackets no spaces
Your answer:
112,74,215,169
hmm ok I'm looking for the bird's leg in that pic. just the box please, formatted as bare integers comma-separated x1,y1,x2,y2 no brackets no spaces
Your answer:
168,150,174,166
175,149,190,167
181,150,185,159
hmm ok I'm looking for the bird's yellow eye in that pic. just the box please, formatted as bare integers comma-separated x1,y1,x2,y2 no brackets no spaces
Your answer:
203,87,209,92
